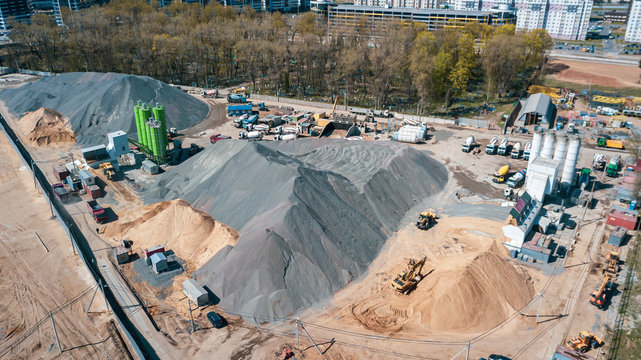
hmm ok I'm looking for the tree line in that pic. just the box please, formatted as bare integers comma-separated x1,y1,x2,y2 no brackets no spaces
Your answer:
2,0,553,112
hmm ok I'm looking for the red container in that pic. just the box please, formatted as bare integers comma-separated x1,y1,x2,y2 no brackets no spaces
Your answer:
607,209,638,230
144,245,165,259
86,184,101,199
53,165,69,181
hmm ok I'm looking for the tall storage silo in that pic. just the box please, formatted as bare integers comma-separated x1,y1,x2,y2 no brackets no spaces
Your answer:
541,131,555,159
561,136,581,187
134,103,147,148
152,104,168,148
528,129,544,170
553,134,568,163
141,106,153,152
147,119,160,161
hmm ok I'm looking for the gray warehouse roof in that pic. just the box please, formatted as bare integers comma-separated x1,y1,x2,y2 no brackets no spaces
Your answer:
517,93,556,125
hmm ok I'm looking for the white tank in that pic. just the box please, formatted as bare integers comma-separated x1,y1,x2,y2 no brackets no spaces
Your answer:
561,136,581,186
393,132,419,143
464,136,474,146
275,133,297,141
553,134,568,163
528,130,544,167
524,141,532,152
541,131,556,159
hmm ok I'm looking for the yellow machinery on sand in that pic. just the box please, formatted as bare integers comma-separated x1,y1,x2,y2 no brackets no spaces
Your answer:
232,87,247,95
100,162,115,180
416,211,437,230
589,275,611,309
603,251,619,277
566,331,604,353
391,257,426,295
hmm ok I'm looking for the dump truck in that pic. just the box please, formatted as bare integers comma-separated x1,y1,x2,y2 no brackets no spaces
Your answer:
486,137,499,155
511,142,522,159
592,153,606,171
100,162,115,180
606,155,621,177
597,137,624,149
567,331,604,353
492,164,510,183
391,257,427,295
416,211,437,230
87,200,107,224
507,169,526,188
523,141,532,161
603,251,619,277
461,136,475,153
497,138,509,156
589,275,611,309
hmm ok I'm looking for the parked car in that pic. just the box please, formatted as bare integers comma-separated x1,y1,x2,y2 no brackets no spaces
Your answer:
556,246,567,259
207,311,226,329
566,219,577,230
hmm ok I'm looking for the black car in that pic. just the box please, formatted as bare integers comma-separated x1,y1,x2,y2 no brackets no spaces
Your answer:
207,311,226,329
556,246,567,259
488,355,512,360
566,220,577,230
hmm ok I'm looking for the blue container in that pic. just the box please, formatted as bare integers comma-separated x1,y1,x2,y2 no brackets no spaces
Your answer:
630,200,637,210
510,249,517,258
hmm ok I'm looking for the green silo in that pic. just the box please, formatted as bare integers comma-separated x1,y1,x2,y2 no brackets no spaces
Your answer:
152,104,168,148
134,104,147,148
141,106,153,153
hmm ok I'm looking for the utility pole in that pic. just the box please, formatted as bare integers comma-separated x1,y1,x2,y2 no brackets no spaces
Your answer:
535,291,545,323
296,317,300,351
188,299,195,333
99,279,110,314
50,311,62,353
465,341,470,360
85,284,100,316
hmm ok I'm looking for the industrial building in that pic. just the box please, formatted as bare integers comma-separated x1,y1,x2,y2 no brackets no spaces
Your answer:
0,0,31,35
323,4,514,32
182,279,210,306
503,191,544,249
626,0,641,43
514,93,557,128
514,0,592,40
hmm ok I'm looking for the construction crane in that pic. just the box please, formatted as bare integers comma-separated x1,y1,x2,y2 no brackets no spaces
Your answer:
589,275,611,309
603,251,619,277
566,331,604,353
329,96,339,119
391,257,427,295
416,210,437,230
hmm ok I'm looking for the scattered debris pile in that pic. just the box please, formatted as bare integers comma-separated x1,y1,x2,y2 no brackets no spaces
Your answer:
104,199,239,269
18,107,75,145
0,72,208,144
144,139,449,321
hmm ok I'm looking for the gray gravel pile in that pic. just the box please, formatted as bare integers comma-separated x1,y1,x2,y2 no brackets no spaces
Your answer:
0,72,208,145
144,138,448,321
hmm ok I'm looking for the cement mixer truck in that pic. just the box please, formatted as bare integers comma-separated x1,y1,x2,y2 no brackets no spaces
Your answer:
511,142,522,159
592,153,606,171
486,137,499,155
507,169,526,188
238,131,263,141
497,138,509,156
461,136,475,153
274,134,297,141
523,141,532,161
492,164,510,183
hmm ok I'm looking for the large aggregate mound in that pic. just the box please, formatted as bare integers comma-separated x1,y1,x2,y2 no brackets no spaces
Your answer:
144,138,448,321
18,107,75,145
103,199,239,269
0,72,208,145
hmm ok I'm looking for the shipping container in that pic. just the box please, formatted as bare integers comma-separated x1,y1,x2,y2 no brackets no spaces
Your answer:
144,245,165,259
609,226,627,247
53,165,69,181
85,184,102,199
78,169,95,186
552,344,596,360
112,246,130,265
150,253,168,273
607,209,638,230
182,279,209,306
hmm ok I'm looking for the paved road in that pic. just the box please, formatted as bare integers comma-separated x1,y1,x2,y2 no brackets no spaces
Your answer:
548,52,639,66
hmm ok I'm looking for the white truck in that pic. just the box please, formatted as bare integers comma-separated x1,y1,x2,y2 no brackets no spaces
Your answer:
511,142,522,159
592,153,606,171
507,169,526,188
497,138,509,156
462,136,475,153
486,137,499,155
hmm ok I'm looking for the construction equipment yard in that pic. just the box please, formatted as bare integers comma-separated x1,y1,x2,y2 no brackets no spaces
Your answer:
0,72,639,360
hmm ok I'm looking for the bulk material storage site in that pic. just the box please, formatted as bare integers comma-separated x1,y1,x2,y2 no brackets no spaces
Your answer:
0,72,638,360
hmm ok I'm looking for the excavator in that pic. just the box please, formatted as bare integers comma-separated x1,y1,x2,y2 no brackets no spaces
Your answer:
589,275,612,309
566,331,604,353
391,257,427,295
603,251,619,277
416,210,437,230
231,87,247,95
100,162,116,180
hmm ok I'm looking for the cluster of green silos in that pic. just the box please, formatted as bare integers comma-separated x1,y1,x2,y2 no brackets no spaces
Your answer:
134,101,168,164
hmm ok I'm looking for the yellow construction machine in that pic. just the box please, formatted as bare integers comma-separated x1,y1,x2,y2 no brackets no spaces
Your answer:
589,275,611,309
329,96,339,119
416,210,437,230
231,87,247,94
391,257,427,295
603,251,619,277
566,331,604,353
100,162,116,180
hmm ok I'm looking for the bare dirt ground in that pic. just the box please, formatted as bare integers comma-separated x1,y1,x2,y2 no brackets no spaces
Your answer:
546,59,641,88
0,130,126,359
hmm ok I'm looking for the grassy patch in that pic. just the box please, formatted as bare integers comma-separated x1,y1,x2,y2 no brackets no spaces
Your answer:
542,78,641,97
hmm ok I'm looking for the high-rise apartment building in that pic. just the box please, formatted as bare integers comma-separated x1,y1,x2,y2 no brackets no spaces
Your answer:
353,0,440,8
0,0,31,35
455,0,513,11
626,0,641,43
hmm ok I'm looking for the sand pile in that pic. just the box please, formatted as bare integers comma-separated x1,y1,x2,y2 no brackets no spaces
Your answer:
420,241,534,332
18,107,75,145
144,138,448,321
0,72,208,145
104,199,239,269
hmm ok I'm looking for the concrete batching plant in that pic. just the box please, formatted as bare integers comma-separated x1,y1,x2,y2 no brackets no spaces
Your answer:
134,102,169,164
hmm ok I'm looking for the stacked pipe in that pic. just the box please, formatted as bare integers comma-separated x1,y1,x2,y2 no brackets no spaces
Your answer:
134,102,169,164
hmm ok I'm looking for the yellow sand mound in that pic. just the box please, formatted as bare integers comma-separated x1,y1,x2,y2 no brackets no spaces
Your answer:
18,108,75,145
104,199,239,269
